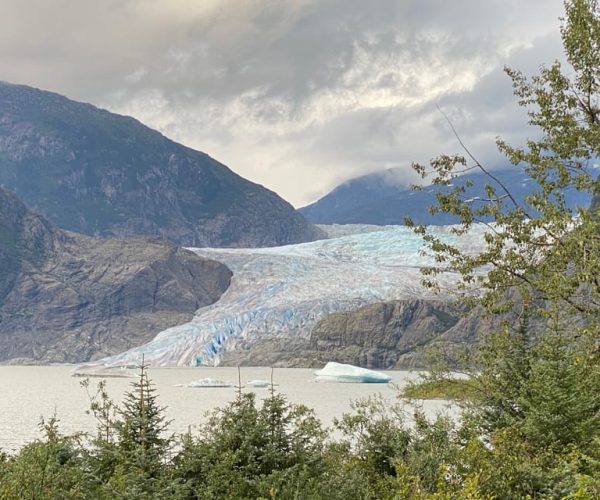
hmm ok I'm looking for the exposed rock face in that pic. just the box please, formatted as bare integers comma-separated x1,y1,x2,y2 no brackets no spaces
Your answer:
0,188,232,363
220,299,489,369
309,300,466,368
0,81,324,247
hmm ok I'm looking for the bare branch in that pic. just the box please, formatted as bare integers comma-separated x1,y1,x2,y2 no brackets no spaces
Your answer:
436,104,533,218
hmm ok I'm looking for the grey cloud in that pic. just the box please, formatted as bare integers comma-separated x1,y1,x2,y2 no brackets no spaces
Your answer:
0,0,567,206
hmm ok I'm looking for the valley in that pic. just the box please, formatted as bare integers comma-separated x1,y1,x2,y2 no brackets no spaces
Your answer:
78,224,488,371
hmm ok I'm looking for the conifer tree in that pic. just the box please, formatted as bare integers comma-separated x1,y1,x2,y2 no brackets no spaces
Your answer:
84,360,178,498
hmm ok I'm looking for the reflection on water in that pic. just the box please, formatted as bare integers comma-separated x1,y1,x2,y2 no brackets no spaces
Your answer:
0,366,458,452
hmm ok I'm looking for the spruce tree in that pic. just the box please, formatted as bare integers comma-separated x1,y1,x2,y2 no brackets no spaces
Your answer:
84,360,178,498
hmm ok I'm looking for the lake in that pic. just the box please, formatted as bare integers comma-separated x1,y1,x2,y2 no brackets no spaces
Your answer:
0,366,457,452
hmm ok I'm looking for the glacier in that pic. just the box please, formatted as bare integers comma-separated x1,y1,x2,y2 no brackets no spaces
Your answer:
78,225,488,369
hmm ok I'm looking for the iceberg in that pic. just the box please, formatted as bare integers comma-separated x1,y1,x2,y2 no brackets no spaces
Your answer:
314,362,391,383
70,365,136,378
75,224,487,371
188,378,233,388
247,379,271,388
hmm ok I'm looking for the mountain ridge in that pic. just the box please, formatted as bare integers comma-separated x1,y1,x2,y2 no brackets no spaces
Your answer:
300,167,591,225
0,81,324,247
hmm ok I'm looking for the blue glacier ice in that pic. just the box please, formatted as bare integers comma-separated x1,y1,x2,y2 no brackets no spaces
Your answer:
79,224,488,369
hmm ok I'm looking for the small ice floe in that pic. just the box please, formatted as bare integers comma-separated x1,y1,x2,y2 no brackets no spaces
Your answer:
71,365,137,378
247,379,270,388
188,378,233,388
314,362,391,384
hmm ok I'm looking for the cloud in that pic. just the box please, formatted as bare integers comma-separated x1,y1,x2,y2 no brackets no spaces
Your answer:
0,0,567,206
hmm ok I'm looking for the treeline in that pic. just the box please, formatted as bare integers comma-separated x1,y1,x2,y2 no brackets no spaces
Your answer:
0,337,599,500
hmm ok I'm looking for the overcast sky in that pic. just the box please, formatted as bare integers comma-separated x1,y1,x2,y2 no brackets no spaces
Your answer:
0,0,567,206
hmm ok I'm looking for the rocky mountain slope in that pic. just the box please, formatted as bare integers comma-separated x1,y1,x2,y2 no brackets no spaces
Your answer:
219,299,487,369
303,300,489,369
0,188,232,363
300,167,591,225
0,81,324,247
307,300,469,368
219,296,521,370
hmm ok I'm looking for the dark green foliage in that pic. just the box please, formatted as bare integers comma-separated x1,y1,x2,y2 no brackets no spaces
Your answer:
0,362,597,499
80,364,180,499
402,0,600,497
175,388,327,499
401,377,478,401
114,365,171,469
327,397,474,499
0,417,94,500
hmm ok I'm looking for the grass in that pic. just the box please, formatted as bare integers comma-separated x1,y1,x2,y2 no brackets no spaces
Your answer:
401,377,480,401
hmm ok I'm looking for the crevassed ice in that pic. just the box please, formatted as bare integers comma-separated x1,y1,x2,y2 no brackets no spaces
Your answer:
82,224,488,369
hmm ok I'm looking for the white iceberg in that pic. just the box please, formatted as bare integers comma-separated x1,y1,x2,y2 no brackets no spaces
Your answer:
70,366,136,378
188,378,233,388
247,379,271,388
314,362,391,383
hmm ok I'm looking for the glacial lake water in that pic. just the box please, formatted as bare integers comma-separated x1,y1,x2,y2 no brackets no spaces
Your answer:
0,366,458,452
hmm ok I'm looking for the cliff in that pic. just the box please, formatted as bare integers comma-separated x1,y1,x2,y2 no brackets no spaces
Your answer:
0,188,232,363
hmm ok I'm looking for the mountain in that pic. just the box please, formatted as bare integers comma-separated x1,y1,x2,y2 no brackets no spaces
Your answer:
303,300,486,369
212,299,463,368
307,300,466,368
75,225,489,370
0,187,232,363
218,299,488,369
0,82,324,247
300,167,591,225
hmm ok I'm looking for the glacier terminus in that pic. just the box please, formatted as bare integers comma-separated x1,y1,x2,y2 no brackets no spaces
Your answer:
78,225,488,370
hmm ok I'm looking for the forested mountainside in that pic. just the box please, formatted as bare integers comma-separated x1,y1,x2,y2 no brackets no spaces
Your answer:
0,82,324,247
